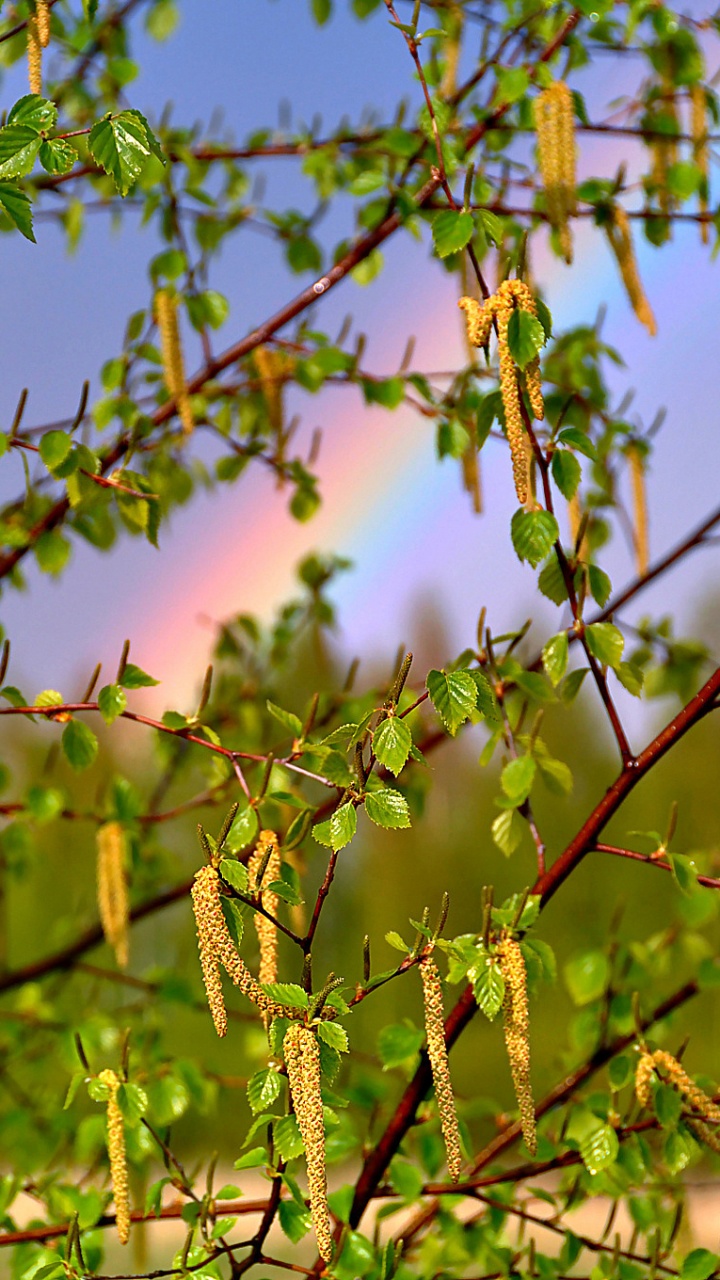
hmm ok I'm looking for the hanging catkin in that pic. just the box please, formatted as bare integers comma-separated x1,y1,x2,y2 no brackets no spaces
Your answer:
98,1069,130,1245
496,932,536,1155
420,956,462,1181
248,830,281,988
691,85,709,246
459,279,545,506
36,0,51,47
604,206,657,336
650,85,678,220
635,1048,720,1122
191,863,286,1036
97,822,129,970
27,17,42,95
283,1024,333,1264
627,442,649,577
533,80,576,264
155,289,194,435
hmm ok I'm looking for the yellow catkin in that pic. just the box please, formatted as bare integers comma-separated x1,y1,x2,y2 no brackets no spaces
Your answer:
253,346,286,438
283,1024,333,1264
635,1049,720,1123
691,85,709,246
155,289,194,435
459,281,547,506
98,1069,130,1246
35,0,51,48
605,206,657,337
420,957,462,1182
688,1118,720,1153
497,933,536,1155
567,491,587,560
627,442,649,578
27,18,42,95
191,864,286,1036
533,80,576,264
248,830,281,988
97,822,129,970
651,86,678,220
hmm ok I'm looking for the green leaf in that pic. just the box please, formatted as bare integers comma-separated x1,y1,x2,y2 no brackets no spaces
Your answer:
39,138,78,175
373,717,412,775
682,1251,720,1280
311,0,332,22
580,1123,619,1174
385,930,409,953
432,210,475,258
495,65,530,104
608,1054,633,1090
587,564,612,605
119,662,159,689
654,1083,683,1128
616,661,644,697
226,805,259,851
89,110,157,196
538,555,569,604
146,0,179,39
273,1113,305,1160
0,126,41,179
507,309,546,369
0,182,35,241
35,530,71,576
535,297,553,340
117,1081,148,1123
278,1197,312,1243
8,95,58,132
39,430,72,470
491,807,524,856
317,1021,349,1053
313,801,357,851
473,960,505,1020
511,509,559,568
62,720,99,771
247,1068,282,1114
427,668,477,735
551,449,581,499
564,950,609,1005
585,622,624,669
558,426,596,460
542,632,569,686
669,853,698,896
266,700,302,737
501,755,536,805
98,683,127,725
261,983,309,1010
233,1146,268,1171
377,1022,424,1068
365,787,411,829
218,857,249,894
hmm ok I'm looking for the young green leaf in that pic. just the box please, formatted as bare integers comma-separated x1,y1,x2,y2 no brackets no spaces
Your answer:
313,800,357,851
427,668,477,735
500,755,536,805
585,622,624,669
432,209,475,258
373,717,412,775
473,960,505,1020
511,509,559,568
62,720,99,771
580,1123,619,1175
98,683,127,725
542,632,569,686
365,787,411,829
507,309,546,369
0,182,36,241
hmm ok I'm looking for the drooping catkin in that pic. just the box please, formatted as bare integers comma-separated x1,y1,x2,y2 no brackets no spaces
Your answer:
36,0,51,48
459,280,546,507
420,956,462,1182
496,932,536,1155
283,1024,333,1264
191,864,286,1035
627,442,649,577
635,1049,720,1123
27,18,42,95
97,822,129,970
691,85,709,246
98,1069,130,1245
650,87,678,220
155,289,194,435
605,206,657,337
248,830,281,987
533,80,576,264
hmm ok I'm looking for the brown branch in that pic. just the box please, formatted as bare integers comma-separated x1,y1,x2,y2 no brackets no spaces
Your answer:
595,843,720,891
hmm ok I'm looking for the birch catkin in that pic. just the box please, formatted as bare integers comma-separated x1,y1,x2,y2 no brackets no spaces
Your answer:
191,863,286,1036
605,206,657,337
248,830,281,987
420,956,462,1182
635,1048,720,1123
97,822,129,970
98,1069,130,1245
36,0,51,47
497,933,536,1155
283,1024,333,1264
691,85,709,246
627,442,649,577
155,289,194,435
533,80,576,264
27,18,42,95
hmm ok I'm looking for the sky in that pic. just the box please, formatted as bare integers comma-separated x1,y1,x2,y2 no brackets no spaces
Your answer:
0,0,718,753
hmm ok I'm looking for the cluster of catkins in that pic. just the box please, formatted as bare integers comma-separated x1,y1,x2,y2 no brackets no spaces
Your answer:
636,1047,720,1152
27,0,50,95
533,80,577,265
496,932,536,1155
459,279,544,505
155,289,195,435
